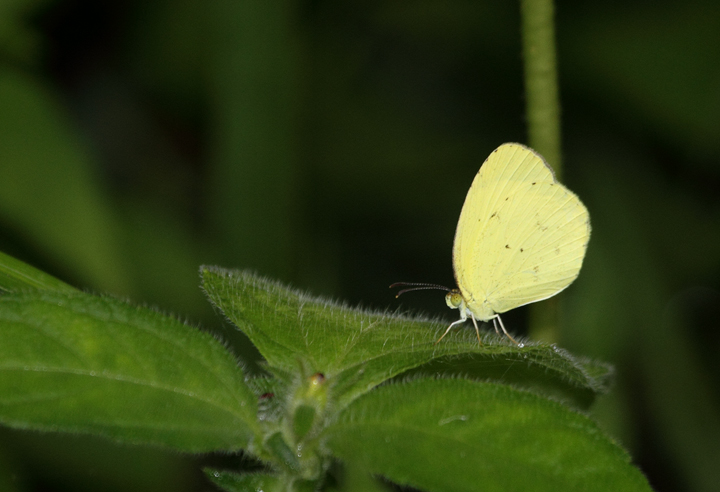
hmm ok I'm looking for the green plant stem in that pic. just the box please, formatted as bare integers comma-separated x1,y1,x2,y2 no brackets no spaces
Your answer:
521,0,562,174
520,0,563,342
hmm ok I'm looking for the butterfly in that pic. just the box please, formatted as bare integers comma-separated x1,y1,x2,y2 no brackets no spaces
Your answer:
392,143,591,345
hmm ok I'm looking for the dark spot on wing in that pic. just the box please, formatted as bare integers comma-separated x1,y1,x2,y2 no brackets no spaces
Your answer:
532,182,536,185
533,266,539,273
520,248,524,252
505,244,510,249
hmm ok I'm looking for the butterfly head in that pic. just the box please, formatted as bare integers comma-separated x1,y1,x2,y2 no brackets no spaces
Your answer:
444,289,465,311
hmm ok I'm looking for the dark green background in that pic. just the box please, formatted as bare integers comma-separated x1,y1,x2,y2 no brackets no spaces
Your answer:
1,1,718,491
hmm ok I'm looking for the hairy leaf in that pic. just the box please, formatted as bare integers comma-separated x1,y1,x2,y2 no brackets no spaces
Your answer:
0,291,257,451
326,378,652,492
205,469,280,492
201,268,609,408
0,251,76,294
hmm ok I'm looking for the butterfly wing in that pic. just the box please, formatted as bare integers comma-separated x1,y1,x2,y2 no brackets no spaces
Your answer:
452,143,591,319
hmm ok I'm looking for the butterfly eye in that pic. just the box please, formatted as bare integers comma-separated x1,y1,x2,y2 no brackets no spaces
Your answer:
445,290,464,309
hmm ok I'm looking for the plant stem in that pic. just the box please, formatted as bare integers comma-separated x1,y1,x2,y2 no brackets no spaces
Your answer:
520,0,563,342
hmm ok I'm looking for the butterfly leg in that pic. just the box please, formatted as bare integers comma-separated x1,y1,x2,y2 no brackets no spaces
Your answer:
470,313,483,345
434,318,465,346
491,318,501,335
494,314,518,345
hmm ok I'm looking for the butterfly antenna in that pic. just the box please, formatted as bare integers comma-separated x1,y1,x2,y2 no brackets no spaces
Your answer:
390,282,452,298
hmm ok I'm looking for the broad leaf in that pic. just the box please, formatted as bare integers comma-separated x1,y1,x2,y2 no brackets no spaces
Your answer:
326,378,652,492
0,68,130,293
0,251,77,294
397,350,612,409
0,291,257,451
205,469,280,492
205,469,321,492
201,268,609,407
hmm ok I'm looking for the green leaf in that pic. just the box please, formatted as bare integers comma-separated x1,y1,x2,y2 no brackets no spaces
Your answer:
333,460,392,492
201,268,609,408
398,349,612,410
326,378,652,492
293,404,317,442
0,250,77,294
265,431,301,473
0,291,257,451
247,376,284,427
0,67,130,294
205,469,280,492
205,468,321,492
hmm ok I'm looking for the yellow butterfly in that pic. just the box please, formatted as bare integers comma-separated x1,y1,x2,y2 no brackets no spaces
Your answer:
393,143,591,345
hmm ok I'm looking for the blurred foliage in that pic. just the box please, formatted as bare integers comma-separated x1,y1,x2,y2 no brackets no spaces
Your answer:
0,0,718,491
